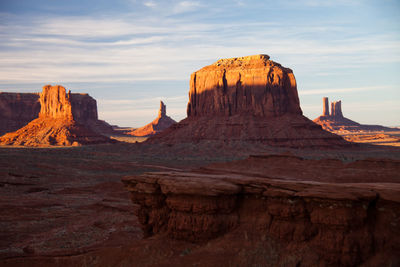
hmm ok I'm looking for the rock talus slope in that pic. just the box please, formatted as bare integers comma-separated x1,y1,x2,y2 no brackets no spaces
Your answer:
148,55,347,148
128,101,176,137
0,85,111,146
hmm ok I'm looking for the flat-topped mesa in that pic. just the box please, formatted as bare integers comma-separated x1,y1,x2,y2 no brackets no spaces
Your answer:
147,55,349,148
0,85,112,146
187,54,302,117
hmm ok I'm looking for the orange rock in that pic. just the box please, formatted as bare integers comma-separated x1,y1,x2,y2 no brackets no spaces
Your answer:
148,55,348,148
0,85,112,146
128,101,176,137
187,54,301,117
314,97,395,133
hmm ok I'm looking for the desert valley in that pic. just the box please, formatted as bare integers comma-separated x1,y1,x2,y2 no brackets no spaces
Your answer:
0,54,399,267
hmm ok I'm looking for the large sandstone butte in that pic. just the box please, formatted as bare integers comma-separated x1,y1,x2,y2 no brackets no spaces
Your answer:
0,92,40,136
314,97,395,133
148,55,346,148
0,85,112,146
128,101,176,137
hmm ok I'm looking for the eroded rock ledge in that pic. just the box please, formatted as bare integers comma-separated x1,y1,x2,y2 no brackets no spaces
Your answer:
122,155,400,266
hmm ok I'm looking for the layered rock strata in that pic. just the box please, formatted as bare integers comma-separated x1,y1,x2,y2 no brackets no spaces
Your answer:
148,55,347,148
123,154,400,266
0,85,111,146
0,92,40,135
128,101,176,137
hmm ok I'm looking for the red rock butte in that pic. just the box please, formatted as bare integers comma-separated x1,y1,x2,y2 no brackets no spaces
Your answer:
0,92,41,136
0,85,112,146
128,101,176,137
148,54,347,148
314,97,395,132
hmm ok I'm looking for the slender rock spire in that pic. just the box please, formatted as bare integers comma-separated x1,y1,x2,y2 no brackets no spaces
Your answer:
322,97,329,116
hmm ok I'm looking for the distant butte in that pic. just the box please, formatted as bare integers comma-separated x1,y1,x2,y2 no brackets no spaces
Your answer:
128,101,176,137
0,85,112,146
0,92,40,136
147,54,348,148
313,97,395,133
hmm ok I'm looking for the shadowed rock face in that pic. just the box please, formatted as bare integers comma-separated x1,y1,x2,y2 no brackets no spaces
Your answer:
128,101,176,137
187,54,302,117
0,93,41,136
122,154,400,266
0,85,111,146
323,97,329,116
148,55,348,148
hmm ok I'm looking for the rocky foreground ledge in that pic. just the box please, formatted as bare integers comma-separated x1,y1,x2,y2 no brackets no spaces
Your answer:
122,155,400,266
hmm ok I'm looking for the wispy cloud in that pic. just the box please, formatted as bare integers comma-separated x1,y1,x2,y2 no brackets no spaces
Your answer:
1,1,399,126
173,1,202,13
299,86,393,96
143,1,157,8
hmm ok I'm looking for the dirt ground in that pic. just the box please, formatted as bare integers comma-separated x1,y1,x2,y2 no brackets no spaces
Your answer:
1,141,400,266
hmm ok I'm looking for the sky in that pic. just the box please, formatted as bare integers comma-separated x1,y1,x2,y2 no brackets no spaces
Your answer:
0,0,399,127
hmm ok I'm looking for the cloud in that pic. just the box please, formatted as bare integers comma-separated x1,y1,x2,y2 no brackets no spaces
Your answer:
143,1,157,8
173,1,202,13
298,86,393,96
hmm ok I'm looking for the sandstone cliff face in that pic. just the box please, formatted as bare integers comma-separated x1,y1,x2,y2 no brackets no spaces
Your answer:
323,97,329,116
0,93,40,136
0,87,104,137
39,85,98,123
187,54,302,117
123,155,400,266
0,85,111,146
128,101,176,137
148,55,348,148
331,100,343,117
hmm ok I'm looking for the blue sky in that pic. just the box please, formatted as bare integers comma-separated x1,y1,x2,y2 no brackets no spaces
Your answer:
0,0,399,127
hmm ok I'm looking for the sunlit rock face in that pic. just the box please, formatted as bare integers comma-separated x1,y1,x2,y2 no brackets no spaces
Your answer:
39,84,98,123
314,97,395,133
0,85,111,146
128,101,176,137
148,55,348,148
187,54,302,117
